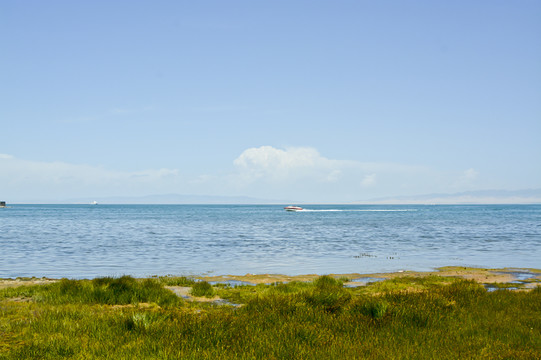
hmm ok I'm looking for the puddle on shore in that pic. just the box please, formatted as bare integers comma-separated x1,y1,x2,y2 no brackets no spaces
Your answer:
493,269,541,284
484,284,523,292
166,285,243,307
208,280,257,287
165,286,192,299
345,277,386,288
211,299,243,307
483,269,541,291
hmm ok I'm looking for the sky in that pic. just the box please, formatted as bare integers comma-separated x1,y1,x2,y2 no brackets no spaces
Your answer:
1,1,540,203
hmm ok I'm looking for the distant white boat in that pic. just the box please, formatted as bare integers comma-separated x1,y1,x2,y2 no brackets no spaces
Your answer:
284,206,303,212
91,201,98,205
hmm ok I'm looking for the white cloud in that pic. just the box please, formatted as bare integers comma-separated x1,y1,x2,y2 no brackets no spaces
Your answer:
325,169,342,183
234,146,317,172
0,155,184,200
189,174,215,184
110,106,154,114
232,146,430,187
229,146,444,201
463,168,479,180
361,174,377,187
0,147,488,203
233,146,351,183
452,168,480,188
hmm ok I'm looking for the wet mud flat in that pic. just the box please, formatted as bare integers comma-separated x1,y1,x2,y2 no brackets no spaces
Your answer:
159,266,541,304
2,266,540,305
198,266,541,287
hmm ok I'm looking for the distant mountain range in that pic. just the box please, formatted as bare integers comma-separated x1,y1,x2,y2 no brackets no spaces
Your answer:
9,189,541,205
67,194,287,205
353,189,541,205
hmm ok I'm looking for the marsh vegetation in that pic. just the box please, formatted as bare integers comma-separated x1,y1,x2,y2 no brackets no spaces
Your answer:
1,275,540,359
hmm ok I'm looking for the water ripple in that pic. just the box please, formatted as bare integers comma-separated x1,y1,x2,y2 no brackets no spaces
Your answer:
1,204,540,278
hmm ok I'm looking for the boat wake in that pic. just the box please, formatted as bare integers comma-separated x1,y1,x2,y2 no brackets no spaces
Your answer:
298,209,417,212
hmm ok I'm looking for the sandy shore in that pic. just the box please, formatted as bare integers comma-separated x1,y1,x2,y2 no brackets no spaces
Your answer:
2,266,540,290
200,266,541,288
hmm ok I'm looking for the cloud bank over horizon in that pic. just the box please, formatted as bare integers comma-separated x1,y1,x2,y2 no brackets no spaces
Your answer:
0,146,508,203
0,153,183,201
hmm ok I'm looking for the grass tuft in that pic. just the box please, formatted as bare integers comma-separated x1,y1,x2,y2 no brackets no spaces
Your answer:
304,276,351,313
39,276,181,307
352,298,389,319
158,276,196,286
190,281,215,297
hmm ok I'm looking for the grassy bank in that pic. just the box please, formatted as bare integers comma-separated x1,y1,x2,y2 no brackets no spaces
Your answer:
1,275,540,359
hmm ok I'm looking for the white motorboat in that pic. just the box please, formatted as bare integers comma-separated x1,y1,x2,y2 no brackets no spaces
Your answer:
284,206,303,211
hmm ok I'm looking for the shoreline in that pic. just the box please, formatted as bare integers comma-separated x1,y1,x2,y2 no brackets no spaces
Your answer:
2,266,540,290
199,266,541,288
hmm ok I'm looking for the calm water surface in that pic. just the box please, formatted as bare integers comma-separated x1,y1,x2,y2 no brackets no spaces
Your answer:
1,204,540,278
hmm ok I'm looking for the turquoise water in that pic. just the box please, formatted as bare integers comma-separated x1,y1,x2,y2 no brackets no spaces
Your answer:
1,204,540,278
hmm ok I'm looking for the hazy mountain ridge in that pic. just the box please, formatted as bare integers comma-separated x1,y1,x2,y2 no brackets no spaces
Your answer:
67,194,287,205
7,189,541,205
354,189,541,205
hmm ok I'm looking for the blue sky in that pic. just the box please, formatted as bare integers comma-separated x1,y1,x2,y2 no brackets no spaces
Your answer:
1,1,540,202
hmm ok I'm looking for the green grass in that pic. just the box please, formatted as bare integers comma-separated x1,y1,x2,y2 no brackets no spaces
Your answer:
190,281,215,297
1,276,181,308
156,275,196,287
1,276,540,359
